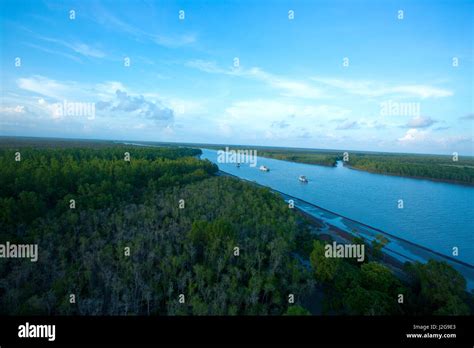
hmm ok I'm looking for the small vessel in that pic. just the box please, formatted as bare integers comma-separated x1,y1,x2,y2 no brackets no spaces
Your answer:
236,163,240,168
259,165,270,172
299,175,308,183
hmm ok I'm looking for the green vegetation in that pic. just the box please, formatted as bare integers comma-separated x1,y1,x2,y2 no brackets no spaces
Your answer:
0,146,214,231
0,146,312,315
0,141,471,315
256,150,338,167
193,143,339,166
309,240,405,315
308,239,472,315
346,153,474,185
0,136,118,149
404,260,470,315
8,139,470,184
201,144,474,185
284,305,311,315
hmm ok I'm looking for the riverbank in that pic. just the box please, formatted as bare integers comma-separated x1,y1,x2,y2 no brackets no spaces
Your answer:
217,170,406,271
343,163,474,187
293,208,408,280
198,145,473,186
216,169,474,290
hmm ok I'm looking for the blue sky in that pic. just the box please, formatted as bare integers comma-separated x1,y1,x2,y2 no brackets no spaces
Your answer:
0,0,473,154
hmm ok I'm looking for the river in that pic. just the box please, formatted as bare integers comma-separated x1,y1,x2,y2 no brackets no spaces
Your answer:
200,148,474,288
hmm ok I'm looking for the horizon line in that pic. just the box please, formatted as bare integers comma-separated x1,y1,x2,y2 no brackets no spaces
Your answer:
0,134,473,158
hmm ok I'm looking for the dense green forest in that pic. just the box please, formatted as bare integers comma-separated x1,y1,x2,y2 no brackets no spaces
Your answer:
0,143,471,315
0,146,312,314
309,239,472,315
256,150,338,167
345,153,474,185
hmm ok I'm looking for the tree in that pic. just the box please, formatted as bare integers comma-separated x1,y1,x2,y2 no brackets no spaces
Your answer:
310,240,341,283
370,234,389,260
405,260,470,315
284,305,311,315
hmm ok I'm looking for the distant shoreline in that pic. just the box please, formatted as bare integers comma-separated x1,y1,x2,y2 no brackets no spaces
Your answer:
1,136,472,186
343,163,474,187
198,145,473,187
233,151,474,187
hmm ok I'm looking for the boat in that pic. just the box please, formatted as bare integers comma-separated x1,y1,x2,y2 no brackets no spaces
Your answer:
236,163,240,168
299,175,308,183
259,165,270,172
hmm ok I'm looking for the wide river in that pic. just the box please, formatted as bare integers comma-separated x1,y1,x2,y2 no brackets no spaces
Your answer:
201,148,474,266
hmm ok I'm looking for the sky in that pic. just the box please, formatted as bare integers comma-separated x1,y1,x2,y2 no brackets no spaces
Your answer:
0,0,473,155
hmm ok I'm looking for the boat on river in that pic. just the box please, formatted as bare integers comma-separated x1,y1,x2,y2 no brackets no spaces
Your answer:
299,175,308,183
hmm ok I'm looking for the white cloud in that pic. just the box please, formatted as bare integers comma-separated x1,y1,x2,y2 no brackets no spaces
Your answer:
187,61,325,99
398,128,472,152
17,75,77,100
14,76,177,126
223,100,349,125
96,90,174,125
188,61,453,100
271,79,323,99
459,113,474,121
23,42,83,63
214,99,353,142
36,35,105,58
217,121,233,137
398,128,427,143
164,98,206,116
0,105,25,113
89,6,196,48
95,81,128,99
186,60,227,74
152,33,196,48
390,85,452,98
224,100,287,123
360,119,388,129
435,135,472,147
243,67,325,99
69,43,105,58
405,116,437,128
335,119,360,130
312,77,453,99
